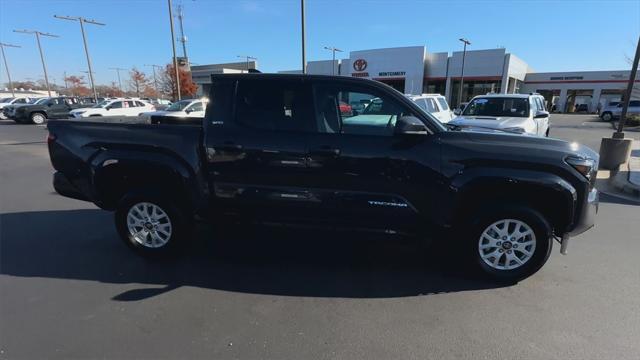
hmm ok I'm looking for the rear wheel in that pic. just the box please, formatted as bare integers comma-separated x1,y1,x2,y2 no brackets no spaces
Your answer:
601,112,613,122
115,192,191,257
30,112,47,125
468,206,553,282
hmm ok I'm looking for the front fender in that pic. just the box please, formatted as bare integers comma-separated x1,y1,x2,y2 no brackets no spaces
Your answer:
448,167,577,230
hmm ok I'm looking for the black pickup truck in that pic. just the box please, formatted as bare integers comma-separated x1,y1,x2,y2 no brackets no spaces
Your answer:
47,74,599,281
11,96,84,124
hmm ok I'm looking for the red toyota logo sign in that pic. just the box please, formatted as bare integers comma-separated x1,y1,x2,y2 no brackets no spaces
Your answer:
353,59,367,72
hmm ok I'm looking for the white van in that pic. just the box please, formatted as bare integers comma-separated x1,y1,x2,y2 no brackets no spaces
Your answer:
405,94,454,123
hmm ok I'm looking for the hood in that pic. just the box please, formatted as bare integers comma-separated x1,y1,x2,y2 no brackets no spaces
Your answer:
443,129,599,162
451,115,529,129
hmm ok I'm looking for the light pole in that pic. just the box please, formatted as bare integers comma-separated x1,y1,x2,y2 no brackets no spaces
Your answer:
236,55,257,72
14,29,59,97
301,0,306,74
54,15,105,102
145,64,163,98
108,67,127,93
323,46,343,75
615,36,640,137
458,38,471,106
0,42,20,97
168,0,181,100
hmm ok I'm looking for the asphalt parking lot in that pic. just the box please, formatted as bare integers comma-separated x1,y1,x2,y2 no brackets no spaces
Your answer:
1,115,639,359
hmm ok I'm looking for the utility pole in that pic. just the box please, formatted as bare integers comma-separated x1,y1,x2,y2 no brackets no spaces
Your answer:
615,36,640,137
301,0,306,74
0,42,20,97
236,55,257,72
323,46,343,75
458,38,471,106
168,0,181,100
175,3,188,62
14,29,59,97
109,67,127,93
63,71,68,91
54,15,105,102
144,64,163,98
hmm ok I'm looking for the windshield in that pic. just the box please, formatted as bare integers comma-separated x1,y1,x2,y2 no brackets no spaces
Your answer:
462,97,529,118
165,100,192,111
92,100,111,108
0,98,12,103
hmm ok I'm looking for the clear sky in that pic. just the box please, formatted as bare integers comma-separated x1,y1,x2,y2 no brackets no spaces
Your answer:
1,0,639,86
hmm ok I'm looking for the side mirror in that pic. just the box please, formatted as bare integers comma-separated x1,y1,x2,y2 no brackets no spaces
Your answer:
453,109,461,115
105,106,111,111
395,116,428,136
185,108,192,114
534,110,549,119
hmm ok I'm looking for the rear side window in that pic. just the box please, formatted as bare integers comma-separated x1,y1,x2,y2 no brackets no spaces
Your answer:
15,98,26,104
189,102,204,112
135,101,146,107
630,100,640,107
235,79,313,132
437,97,449,111
535,97,546,111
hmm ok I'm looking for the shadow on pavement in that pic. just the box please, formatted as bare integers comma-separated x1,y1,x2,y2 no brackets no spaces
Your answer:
0,209,506,301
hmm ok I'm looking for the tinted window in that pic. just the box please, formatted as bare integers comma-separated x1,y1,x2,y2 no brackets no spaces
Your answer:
314,84,411,136
629,101,640,107
235,79,313,132
437,97,449,111
135,101,146,107
15,98,26,104
425,98,438,113
125,101,136,108
463,97,529,117
110,101,123,109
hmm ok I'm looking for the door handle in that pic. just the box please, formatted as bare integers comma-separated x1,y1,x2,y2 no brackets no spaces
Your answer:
309,147,341,157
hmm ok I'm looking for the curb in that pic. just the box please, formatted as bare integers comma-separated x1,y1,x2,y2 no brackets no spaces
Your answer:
604,139,640,200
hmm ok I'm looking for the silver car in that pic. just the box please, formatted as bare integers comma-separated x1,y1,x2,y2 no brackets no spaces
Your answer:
600,100,640,121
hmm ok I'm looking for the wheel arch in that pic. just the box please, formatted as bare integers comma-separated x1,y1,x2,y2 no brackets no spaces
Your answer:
450,168,577,236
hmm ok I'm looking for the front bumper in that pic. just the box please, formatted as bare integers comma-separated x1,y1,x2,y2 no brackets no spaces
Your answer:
567,187,599,237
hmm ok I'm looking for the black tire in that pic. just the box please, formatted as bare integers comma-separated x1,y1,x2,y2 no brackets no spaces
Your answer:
545,128,550,137
466,206,553,282
115,190,192,257
30,112,47,125
601,112,613,122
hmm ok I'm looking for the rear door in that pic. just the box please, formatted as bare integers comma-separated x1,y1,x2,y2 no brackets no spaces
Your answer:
305,79,443,231
204,77,316,222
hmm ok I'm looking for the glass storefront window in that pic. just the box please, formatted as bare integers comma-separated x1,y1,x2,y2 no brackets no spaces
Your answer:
451,80,502,106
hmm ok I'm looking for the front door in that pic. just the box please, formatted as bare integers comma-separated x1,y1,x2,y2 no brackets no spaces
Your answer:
48,98,71,118
205,77,316,223
305,80,443,232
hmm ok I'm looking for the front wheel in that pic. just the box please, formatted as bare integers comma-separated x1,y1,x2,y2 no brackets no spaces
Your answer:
601,112,613,122
469,207,553,282
115,192,191,257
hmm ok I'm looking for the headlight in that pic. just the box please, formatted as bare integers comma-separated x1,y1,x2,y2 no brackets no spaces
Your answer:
565,155,595,180
502,126,526,134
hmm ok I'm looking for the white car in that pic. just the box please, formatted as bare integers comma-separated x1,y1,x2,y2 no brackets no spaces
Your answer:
405,94,454,123
449,93,550,137
0,97,35,118
69,98,155,118
143,99,207,121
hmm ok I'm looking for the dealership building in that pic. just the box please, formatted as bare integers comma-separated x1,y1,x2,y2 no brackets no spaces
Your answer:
192,46,639,113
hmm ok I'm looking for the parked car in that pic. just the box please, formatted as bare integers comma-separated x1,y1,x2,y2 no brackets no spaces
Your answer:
575,104,589,113
11,96,84,124
600,100,640,121
69,98,155,118
450,93,550,137
406,94,454,123
0,97,34,119
3,97,47,119
143,98,172,111
48,74,598,282
453,102,469,115
143,98,207,124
